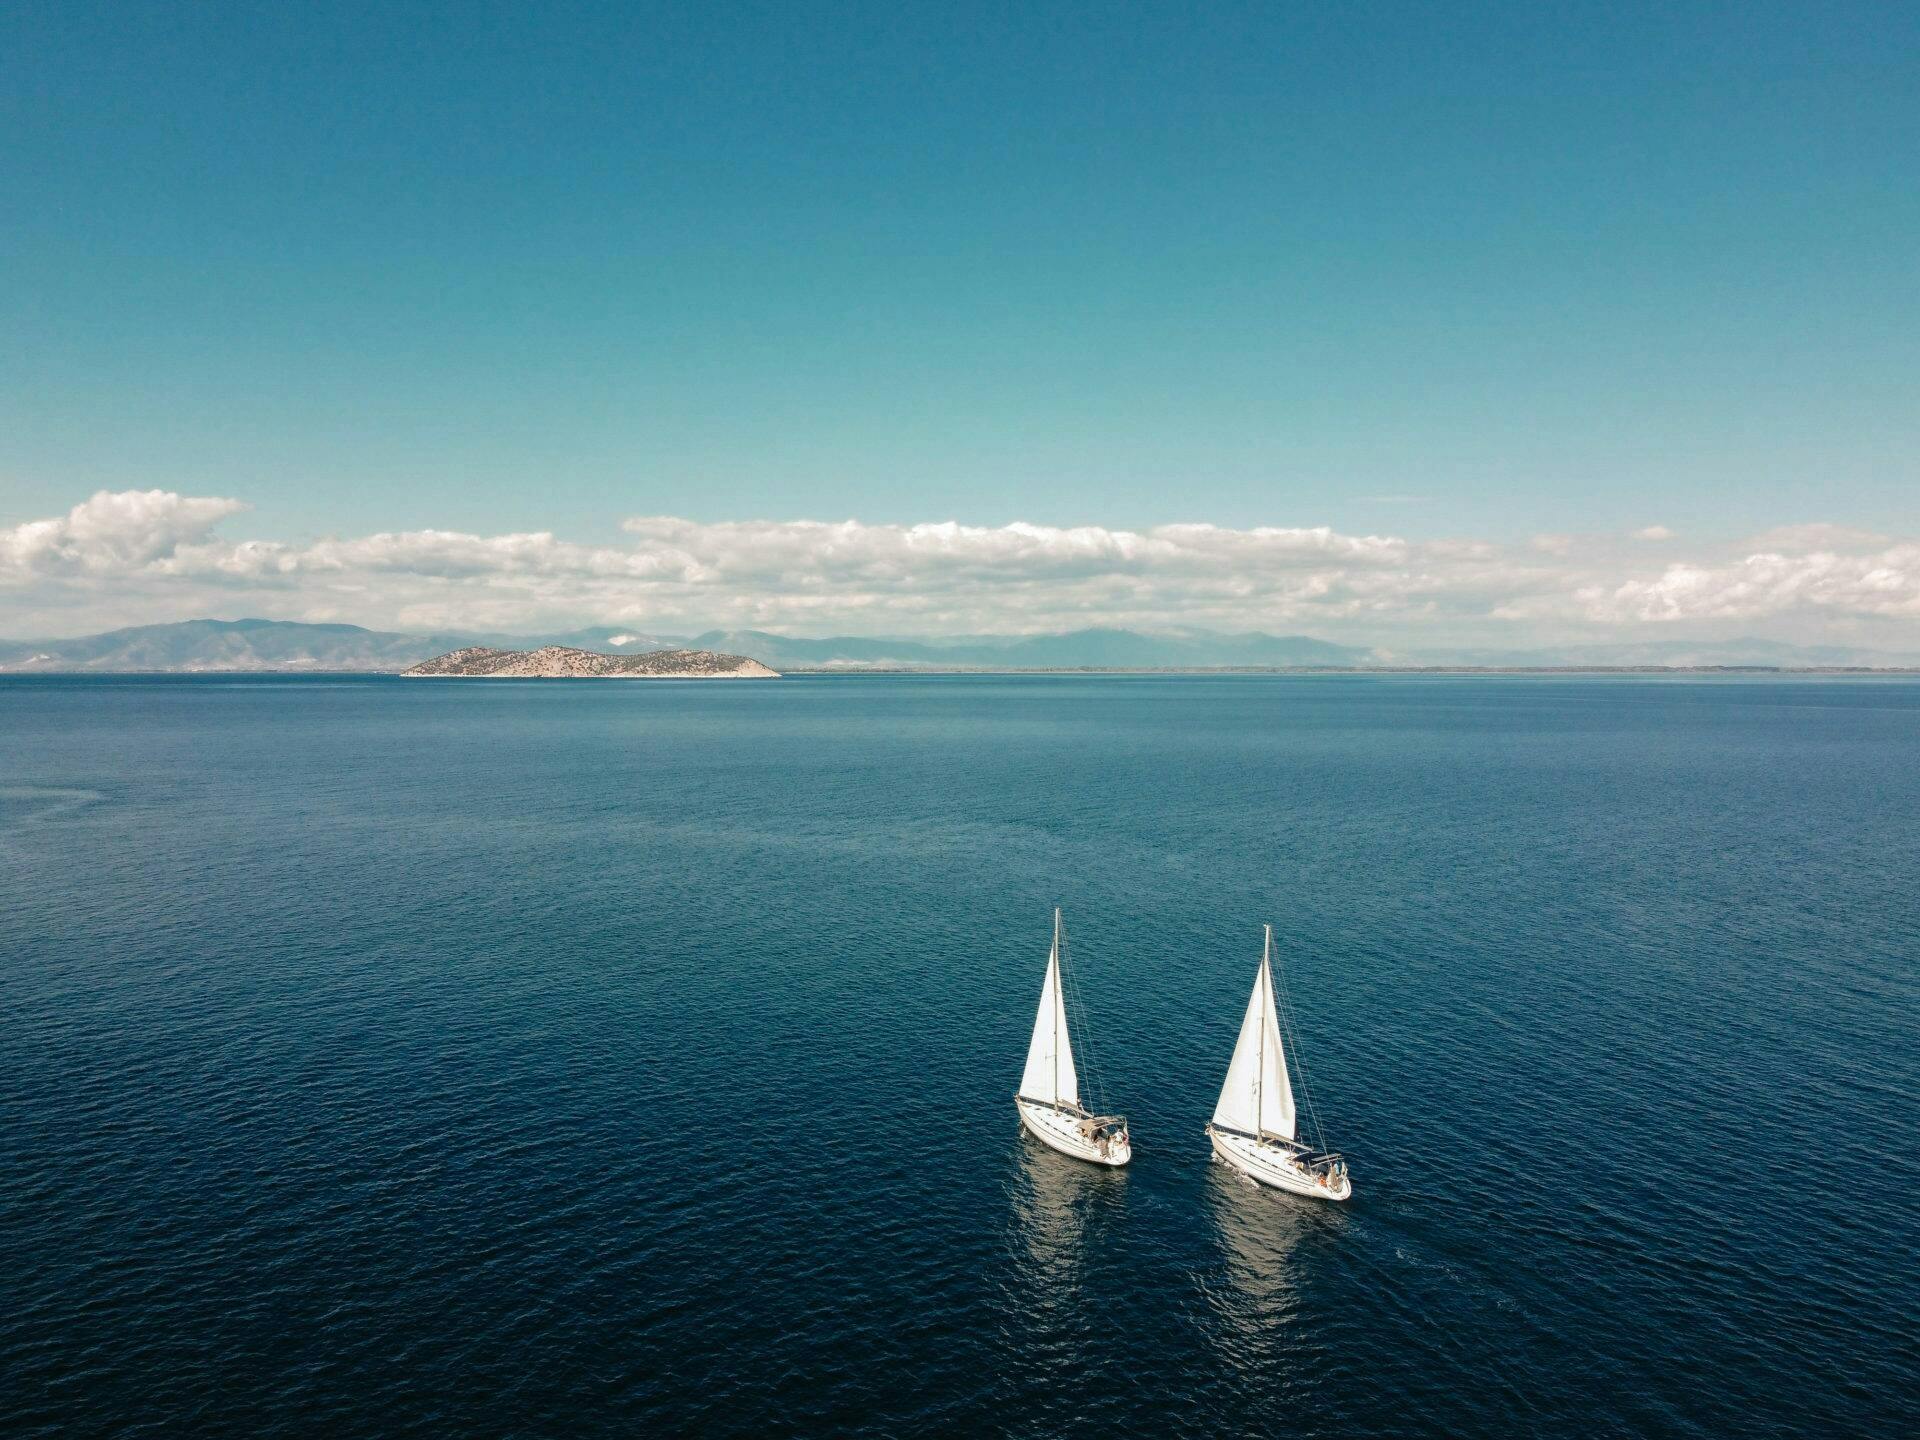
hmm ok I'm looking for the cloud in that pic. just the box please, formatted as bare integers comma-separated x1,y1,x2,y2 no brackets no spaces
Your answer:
615,516,1409,586
1,489,248,575
1585,546,1920,623
5,489,1919,644
1633,525,1675,541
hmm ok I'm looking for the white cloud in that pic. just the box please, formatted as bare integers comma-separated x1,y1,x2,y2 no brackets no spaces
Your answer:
615,516,1409,586
5,489,1919,645
1,489,248,575
1633,525,1675,541
1586,546,1920,623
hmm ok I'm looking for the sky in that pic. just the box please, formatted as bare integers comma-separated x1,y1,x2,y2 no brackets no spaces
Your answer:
2,1,1916,645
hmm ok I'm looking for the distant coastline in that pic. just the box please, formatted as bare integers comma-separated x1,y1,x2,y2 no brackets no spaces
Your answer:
779,665,1920,676
4,619,1918,675
5,665,1916,679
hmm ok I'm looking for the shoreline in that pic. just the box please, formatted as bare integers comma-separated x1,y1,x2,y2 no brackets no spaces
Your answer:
5,665,1920,678
782,664,1920,676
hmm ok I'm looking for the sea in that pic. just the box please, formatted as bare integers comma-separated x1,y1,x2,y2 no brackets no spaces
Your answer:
2,674,1915,1438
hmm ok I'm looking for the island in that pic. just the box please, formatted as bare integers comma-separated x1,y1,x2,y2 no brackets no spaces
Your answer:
402,646,780,678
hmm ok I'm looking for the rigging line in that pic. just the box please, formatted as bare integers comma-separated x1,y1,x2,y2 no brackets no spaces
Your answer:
1277,980,1326,1152
1060,916,1096,1108
1271,944,1329,1152
1058,913,1107,1114
1289,1011,1328,1153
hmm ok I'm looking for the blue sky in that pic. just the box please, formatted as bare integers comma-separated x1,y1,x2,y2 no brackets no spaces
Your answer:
2,2,1916,642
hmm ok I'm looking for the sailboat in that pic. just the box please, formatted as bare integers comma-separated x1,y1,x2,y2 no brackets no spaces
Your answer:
1014,908,1131,1166
1205,924,1351,1200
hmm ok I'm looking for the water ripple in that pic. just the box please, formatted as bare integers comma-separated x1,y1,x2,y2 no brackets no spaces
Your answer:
1,674,1915,1437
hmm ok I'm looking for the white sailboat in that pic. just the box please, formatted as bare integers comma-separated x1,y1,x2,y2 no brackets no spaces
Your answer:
1205,924,1351,1201
1014,908,1131,1166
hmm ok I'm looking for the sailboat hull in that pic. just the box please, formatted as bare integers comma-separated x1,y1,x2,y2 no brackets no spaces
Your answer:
1016,1098,1131,1167
1208,1126,1351,1201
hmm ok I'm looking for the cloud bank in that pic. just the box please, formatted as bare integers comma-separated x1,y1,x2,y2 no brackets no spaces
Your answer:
4,489,1919,648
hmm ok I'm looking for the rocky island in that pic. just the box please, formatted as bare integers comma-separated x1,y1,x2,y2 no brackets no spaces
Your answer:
403,645,779,679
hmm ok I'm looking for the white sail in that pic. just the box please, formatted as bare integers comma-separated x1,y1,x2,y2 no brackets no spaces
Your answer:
1018,912,1080,1107
1211,928,1296,1140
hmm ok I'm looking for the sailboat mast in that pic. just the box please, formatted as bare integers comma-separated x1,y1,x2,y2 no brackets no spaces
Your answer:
1052,907,1062,1104
1258,924,1272,1137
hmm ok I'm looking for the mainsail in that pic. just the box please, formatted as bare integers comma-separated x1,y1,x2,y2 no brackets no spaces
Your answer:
1211,926,1296,1140
1018,909,1080,1107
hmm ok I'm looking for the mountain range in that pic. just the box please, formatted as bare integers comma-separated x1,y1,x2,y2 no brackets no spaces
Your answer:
0,620,1371,672
1,618,1915,672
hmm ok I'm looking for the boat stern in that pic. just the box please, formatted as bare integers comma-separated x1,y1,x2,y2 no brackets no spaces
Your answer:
1016,1096,1133,1166
1084,1114,1131,1166
1208,1124,1352,1202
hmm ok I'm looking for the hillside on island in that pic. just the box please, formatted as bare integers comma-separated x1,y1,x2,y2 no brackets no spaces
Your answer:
403,646,779,678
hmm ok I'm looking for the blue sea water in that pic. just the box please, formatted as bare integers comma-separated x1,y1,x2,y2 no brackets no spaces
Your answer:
1,674,1915,1438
